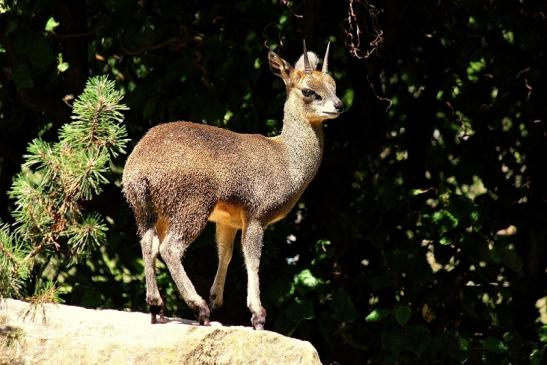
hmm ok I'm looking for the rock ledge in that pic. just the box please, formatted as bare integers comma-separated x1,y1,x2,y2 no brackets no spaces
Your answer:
0,299,321,365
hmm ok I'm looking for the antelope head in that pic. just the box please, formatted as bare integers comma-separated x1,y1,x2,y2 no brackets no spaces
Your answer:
268,40,344,123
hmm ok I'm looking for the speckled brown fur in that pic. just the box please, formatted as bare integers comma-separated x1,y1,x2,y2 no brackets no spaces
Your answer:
122,43,343,329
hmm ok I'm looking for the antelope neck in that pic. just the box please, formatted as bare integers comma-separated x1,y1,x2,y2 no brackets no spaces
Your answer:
277,107,325,188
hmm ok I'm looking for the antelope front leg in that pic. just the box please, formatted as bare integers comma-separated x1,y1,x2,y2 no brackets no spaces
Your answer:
241,220,267,330
209,224,237,310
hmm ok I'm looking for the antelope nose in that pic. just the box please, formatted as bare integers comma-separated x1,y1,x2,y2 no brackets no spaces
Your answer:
334,99,344,113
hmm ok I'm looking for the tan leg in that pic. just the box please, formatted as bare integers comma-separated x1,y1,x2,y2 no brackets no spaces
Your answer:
241,220,266,330
209,224,237,310
140,229,165,324
159,232,210,325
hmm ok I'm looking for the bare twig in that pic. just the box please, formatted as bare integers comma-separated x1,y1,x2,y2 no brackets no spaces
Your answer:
366,74,392,111
342,0,384,60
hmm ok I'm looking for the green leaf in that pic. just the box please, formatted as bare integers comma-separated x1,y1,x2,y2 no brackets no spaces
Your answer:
295,269,321,288
481,336,508,354
539,325,547,343
57,53,69,72
365,308,391,322
45,17,59,33
432,210,459,228
466,57,486,81
58,62,69,72
394,305,412,326
0,2,11,14
440,236,452,245
410,188,430,196
459,336,469,351
530,346,547,365
342,88,354,109
502,30,514,44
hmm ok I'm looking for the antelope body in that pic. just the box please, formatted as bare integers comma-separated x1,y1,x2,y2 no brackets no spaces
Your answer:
122,42,343,329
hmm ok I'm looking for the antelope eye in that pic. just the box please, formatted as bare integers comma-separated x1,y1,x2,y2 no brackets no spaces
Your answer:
301,88,321,100
302,88,315,97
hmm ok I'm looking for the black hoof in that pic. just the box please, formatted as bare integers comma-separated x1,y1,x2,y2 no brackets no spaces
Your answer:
208,294,223,311
150,304,166,324
195,304,210,326
251,307,267,330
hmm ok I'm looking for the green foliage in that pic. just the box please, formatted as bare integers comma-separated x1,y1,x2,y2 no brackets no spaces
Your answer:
0,76,128,301
44,17,59,33
365,308,391,323
0,224,29,298
65,77,128,157
21,281,65,324
0,1,546,364
9,76,127,251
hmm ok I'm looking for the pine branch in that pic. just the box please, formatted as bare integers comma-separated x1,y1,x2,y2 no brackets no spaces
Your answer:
24,240,51,261
0,224,30,298
1,75,129,298
0,239,19,272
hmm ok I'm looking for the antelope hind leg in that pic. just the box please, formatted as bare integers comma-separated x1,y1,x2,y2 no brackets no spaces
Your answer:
160,231,210,325
140,229,166,324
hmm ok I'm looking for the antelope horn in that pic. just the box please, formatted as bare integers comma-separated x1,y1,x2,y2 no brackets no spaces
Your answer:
303,40,312,74
322,41,331,73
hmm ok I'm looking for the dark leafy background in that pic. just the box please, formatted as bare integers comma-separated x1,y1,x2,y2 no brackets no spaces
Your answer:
1,0,546,363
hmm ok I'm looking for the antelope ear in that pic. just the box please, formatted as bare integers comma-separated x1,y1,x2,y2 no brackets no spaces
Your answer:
268,51,293,85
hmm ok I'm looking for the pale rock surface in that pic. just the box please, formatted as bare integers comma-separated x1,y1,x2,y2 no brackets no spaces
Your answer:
0,299,321,365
